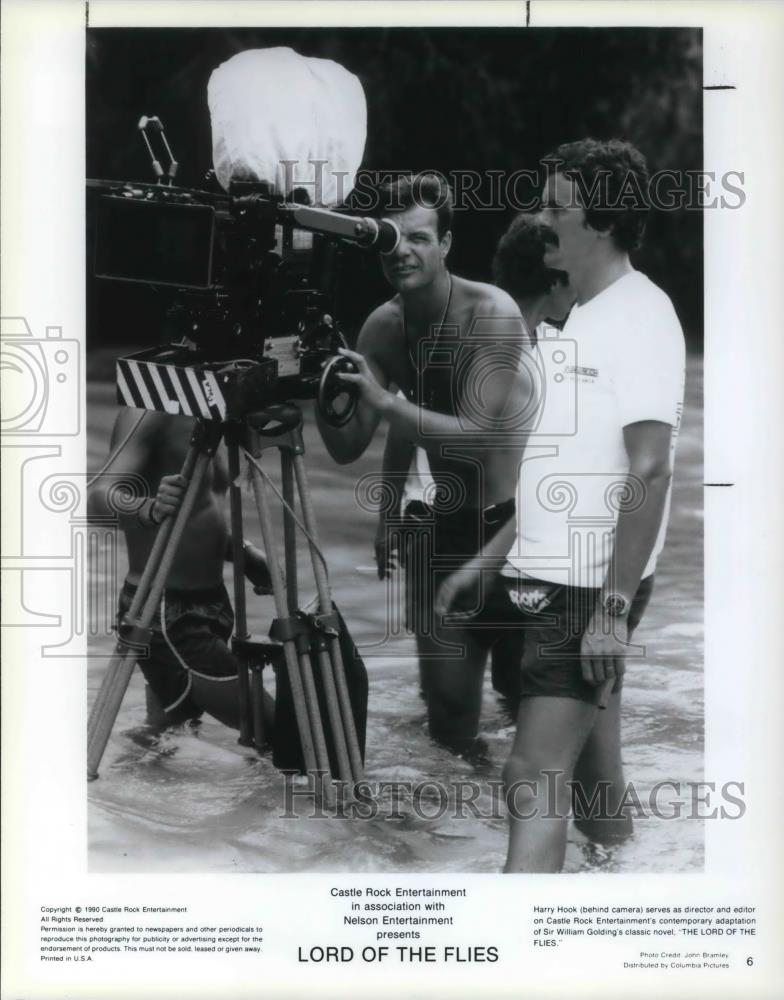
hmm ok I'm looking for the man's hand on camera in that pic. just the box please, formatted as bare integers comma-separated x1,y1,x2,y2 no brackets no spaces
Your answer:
374,519,401,579
244,543,274,595
336,347,390,412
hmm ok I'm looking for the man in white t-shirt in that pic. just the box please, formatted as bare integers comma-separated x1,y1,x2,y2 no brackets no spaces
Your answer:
437,139,685,871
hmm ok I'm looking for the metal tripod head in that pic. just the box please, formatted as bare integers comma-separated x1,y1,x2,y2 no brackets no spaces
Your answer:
244,403,305,456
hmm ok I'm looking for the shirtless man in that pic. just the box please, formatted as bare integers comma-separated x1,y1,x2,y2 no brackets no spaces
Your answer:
375,214,575,705
87,407,272,730
316,172,531,756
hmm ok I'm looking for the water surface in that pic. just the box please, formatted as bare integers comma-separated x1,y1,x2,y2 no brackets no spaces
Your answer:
88,357,704,873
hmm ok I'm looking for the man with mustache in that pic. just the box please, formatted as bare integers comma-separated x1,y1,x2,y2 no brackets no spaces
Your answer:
439,140,686,871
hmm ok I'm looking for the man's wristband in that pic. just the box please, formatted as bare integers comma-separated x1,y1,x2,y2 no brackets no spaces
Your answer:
137,498,162,528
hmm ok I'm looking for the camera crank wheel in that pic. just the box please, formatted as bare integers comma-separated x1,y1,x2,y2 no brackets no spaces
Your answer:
318,355,359,427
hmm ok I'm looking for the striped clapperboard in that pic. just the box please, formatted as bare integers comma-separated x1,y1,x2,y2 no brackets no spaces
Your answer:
116,346,277,422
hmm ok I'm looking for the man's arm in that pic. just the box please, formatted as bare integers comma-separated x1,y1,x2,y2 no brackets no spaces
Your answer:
315,308,393,464
338,294,529,450
605,420,674,601
86,409,176,527
580,419,674,687
375,422,415,578
434,514,518,618
433,356,536,614
380,421,415,517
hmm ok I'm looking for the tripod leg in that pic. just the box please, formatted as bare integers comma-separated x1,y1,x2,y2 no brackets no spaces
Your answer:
246,442,333,802
291,453,365,784
104,439,201,648
226,436,255,747
279,447,353,786
281,450,298,614
87,426,219,779
250,665,267,748
279,450,336,785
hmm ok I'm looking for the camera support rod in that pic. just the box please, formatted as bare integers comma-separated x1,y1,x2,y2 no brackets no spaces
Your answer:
245,433,334,797
225,425,255,748
137,115,179,184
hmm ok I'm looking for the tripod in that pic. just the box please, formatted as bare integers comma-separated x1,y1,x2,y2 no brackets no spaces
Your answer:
86,404,365,804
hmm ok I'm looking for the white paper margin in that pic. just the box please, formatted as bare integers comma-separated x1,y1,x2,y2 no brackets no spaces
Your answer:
2,1,783,998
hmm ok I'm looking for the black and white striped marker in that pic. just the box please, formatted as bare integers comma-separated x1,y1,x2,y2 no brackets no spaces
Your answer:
116,354,227,421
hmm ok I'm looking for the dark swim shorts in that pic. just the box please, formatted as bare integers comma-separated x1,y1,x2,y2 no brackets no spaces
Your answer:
458,572,655,703
117,580,239,722
400,497,516,636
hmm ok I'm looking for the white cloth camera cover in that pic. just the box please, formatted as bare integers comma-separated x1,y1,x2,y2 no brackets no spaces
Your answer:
208,47,367,206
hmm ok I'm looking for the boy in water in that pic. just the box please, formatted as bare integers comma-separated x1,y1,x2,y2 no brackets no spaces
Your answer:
88,407,273,730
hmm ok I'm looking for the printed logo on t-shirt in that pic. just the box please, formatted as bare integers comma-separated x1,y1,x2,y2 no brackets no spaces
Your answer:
507,586,554,614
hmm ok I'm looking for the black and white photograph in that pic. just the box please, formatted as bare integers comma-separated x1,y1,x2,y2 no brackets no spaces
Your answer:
85,23,703,875
3,2,784,998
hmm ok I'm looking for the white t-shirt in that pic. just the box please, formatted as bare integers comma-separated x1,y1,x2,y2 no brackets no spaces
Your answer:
505,270,686,588
402,446,436,511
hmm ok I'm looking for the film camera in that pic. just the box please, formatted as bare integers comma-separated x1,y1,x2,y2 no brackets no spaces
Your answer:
89,119,398,426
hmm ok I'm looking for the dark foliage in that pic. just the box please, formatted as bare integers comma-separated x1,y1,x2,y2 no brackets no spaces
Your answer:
87,27,702,348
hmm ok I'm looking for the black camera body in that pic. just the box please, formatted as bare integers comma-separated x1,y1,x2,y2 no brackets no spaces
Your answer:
91,178,361,421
